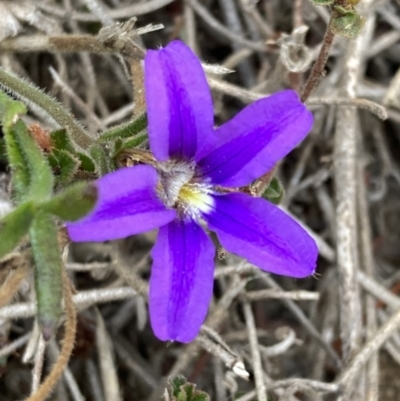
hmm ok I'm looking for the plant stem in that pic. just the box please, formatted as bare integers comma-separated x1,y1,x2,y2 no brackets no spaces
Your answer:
300,21,335,102
0,68,93,151
130,59,146,115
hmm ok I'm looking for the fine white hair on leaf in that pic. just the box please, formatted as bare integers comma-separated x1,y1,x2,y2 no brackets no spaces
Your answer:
0,82,59,129
0,67,92,153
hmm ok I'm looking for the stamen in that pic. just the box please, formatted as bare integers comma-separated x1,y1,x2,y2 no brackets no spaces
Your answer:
178,183,215,218
155,159,214,218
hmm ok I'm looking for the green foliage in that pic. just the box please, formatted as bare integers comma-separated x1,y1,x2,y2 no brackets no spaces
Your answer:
90,143,115,175
77,152,96,172
0,90,54,201
29,211,63,341
49,129,96,181
0,67,150,339
12,119,54,201
98,113,148,142
99,113,149,163
0,67,93,151
0,90,98,339
331,7,365,38
42,182,98,221
262,176,285,205
49,149,81,186
167,376,210,401
50,129,75,153
0,202,35,259
0,92,30,199
0,90,26,130
308,0,365,38
112,131,148,158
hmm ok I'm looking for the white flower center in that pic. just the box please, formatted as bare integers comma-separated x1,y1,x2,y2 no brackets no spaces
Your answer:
156,160,214,218
177,183,215,217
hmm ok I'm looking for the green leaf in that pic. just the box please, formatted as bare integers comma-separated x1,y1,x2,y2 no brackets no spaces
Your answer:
49,129,96,174
77,152,96,173
50,129,75,153
331,8,365,38
0,90,54,201
0,90,26,130
98,113,148,142
111,131,148,159
171,376,188,397
120,131,148,149
167,376,210,401
113,138,124,155
41,181,98,221
0,91,30,199
52,149,81,185
12,119,54,200
0,67,93,151
0,202,35,259
29,211,63,340
308,0,334,5
90,144,115,175
262,176,285,205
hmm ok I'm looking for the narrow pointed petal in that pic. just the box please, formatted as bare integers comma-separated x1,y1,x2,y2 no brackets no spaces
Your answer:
203,193,318,277
145,40,214,161
67,165,176,242
197,90,313,187
149,219,215,342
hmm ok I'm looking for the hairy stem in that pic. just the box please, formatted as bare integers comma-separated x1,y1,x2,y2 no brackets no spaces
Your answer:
300,21,335,102
130,59,146,115
0,68,93,151
24,271,77,401
0,266,30,308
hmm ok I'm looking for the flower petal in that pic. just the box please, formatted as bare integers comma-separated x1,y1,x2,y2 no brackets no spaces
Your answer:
203,193,318,277
149,219,215,342
67,165,176,242
145,40,214,161
197,90,313,187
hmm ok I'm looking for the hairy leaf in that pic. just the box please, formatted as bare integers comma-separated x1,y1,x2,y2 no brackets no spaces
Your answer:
90,143,115,175
0,90,54,200
112,130,148,158
0,90,29,199
30,211,63,340
77,152,96,173
42,181,98,221
0,67,92,151
0,89,26,129
50,128,75,153
331,9,365,38
50,129,96,174
167,376,210,401
262,176,285,205
51,149,81,186
12,119,54,200
98,113,147,142
0,202,35,259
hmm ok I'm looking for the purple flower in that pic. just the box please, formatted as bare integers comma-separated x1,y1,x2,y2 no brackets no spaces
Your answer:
67,40,318,343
